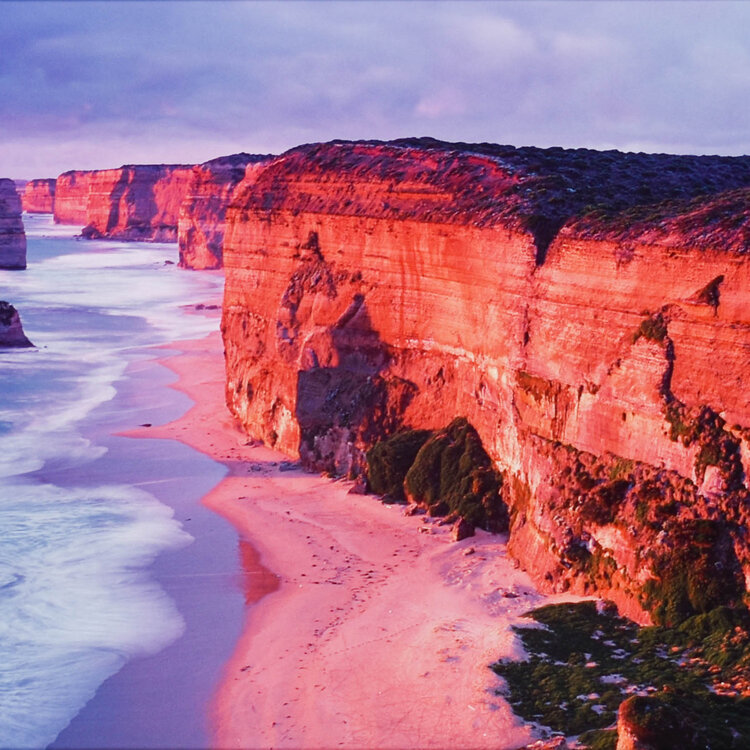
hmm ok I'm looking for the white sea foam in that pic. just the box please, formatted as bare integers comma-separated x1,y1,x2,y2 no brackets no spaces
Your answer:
0,482,191,749
0,214,223,747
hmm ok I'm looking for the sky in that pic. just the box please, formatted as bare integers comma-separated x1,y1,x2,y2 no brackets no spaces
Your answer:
2,0,750,179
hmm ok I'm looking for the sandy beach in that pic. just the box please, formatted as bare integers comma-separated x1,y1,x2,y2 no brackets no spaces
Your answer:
129,331,566,750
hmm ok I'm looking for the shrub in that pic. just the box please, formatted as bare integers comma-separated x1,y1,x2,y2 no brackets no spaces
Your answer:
365,428,432,501
404,417,508,531
632,312,668,344
641,520,744,626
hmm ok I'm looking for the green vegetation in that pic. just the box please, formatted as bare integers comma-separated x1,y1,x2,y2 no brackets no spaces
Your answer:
404,417,507,531
641,520,744,626
632,312,668,344
491,601,750,749
607,457,635,481
663,401,743,487
365,428,432,502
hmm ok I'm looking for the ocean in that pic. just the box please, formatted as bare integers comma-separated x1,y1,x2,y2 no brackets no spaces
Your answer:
0,215,242,748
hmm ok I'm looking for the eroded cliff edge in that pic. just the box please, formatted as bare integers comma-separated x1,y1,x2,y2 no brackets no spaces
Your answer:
0,178,27,269
178,153,272,269
221,139,750,622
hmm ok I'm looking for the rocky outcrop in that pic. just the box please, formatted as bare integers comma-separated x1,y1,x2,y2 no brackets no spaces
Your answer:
0,178,27,269
81,164,194,242
22,179,56,213
178,153,272,269
221,139,750,621
0,301,33,347
615,695,698,750
54,170,94,225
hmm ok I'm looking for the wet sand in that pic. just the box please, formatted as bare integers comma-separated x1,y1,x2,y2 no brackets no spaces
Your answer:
128,330,573,749
50,344,249,749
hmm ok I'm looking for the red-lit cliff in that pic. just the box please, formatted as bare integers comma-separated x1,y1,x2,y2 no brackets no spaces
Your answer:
22,179,56,214
0,178,27,269
178,153,272,269
54,171,93,225
221,139,750,622
81,164,194,242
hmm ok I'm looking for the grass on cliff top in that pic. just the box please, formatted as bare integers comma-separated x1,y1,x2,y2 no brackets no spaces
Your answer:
491,601,750,749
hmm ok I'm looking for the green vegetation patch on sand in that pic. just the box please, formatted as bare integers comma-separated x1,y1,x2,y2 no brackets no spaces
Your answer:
491,601,750,749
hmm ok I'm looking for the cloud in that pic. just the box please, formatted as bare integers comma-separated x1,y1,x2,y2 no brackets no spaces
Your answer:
1,0,750,177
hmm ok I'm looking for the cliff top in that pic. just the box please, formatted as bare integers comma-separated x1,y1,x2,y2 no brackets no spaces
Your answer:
565,186,750,253
201,153,274,170
58,164,194,178
237,138,750,263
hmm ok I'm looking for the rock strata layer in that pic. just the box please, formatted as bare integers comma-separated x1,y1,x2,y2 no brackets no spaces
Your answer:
81,164,194,242
222,139,750,621
22,178,56,213
179,153,272,269
0,301,33,347
0,178,27,269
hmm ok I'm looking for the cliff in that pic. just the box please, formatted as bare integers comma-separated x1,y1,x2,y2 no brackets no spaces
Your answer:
221,139,750,623
22,179,56,213
81,164,194,242
0,178,27,269
178,153,272,269
0,301,33,347
54,170,94,225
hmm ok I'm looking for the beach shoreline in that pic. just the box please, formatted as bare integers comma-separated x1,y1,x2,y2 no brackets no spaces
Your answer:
128,330,579,750
50,337,248,750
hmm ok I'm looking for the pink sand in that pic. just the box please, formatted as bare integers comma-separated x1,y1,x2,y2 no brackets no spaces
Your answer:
130,331,572,749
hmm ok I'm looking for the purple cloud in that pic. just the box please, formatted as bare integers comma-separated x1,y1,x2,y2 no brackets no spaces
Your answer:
1,1,749,178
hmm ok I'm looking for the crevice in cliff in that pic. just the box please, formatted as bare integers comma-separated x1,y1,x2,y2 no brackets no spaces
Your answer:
525,215,566,267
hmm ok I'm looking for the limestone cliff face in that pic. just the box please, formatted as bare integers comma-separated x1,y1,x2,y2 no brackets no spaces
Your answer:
0,179,27,269
81,164,194,242
22,179,56,213
54,170,93,225
178,153,272,269
222,139,750,620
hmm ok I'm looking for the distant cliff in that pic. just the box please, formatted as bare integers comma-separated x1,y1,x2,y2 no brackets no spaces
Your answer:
81,164,194,242
22,179,56,214
54,171,93,225
178,153,272,269
221,139,750,623
0,178,27,269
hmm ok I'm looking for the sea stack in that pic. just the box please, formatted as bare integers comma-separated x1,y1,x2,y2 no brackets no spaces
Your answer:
0,178,27,269
0,301,33,347
221,138,750,623
22,179,56,213
178,153,273,269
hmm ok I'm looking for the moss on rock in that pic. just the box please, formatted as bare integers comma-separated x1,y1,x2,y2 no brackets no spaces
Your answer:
365,428,433,501
404,417,508,531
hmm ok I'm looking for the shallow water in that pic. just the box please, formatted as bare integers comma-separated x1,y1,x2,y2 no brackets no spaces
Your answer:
0,215,234,748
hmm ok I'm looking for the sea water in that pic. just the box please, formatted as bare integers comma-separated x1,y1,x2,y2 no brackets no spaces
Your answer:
0,215,225,748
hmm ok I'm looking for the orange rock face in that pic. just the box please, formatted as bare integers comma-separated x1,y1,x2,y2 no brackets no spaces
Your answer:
178,153,272,269
54,170,94,225
22,179,56,214
82,164,194,242
222,139,750,619
0,178,26,269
